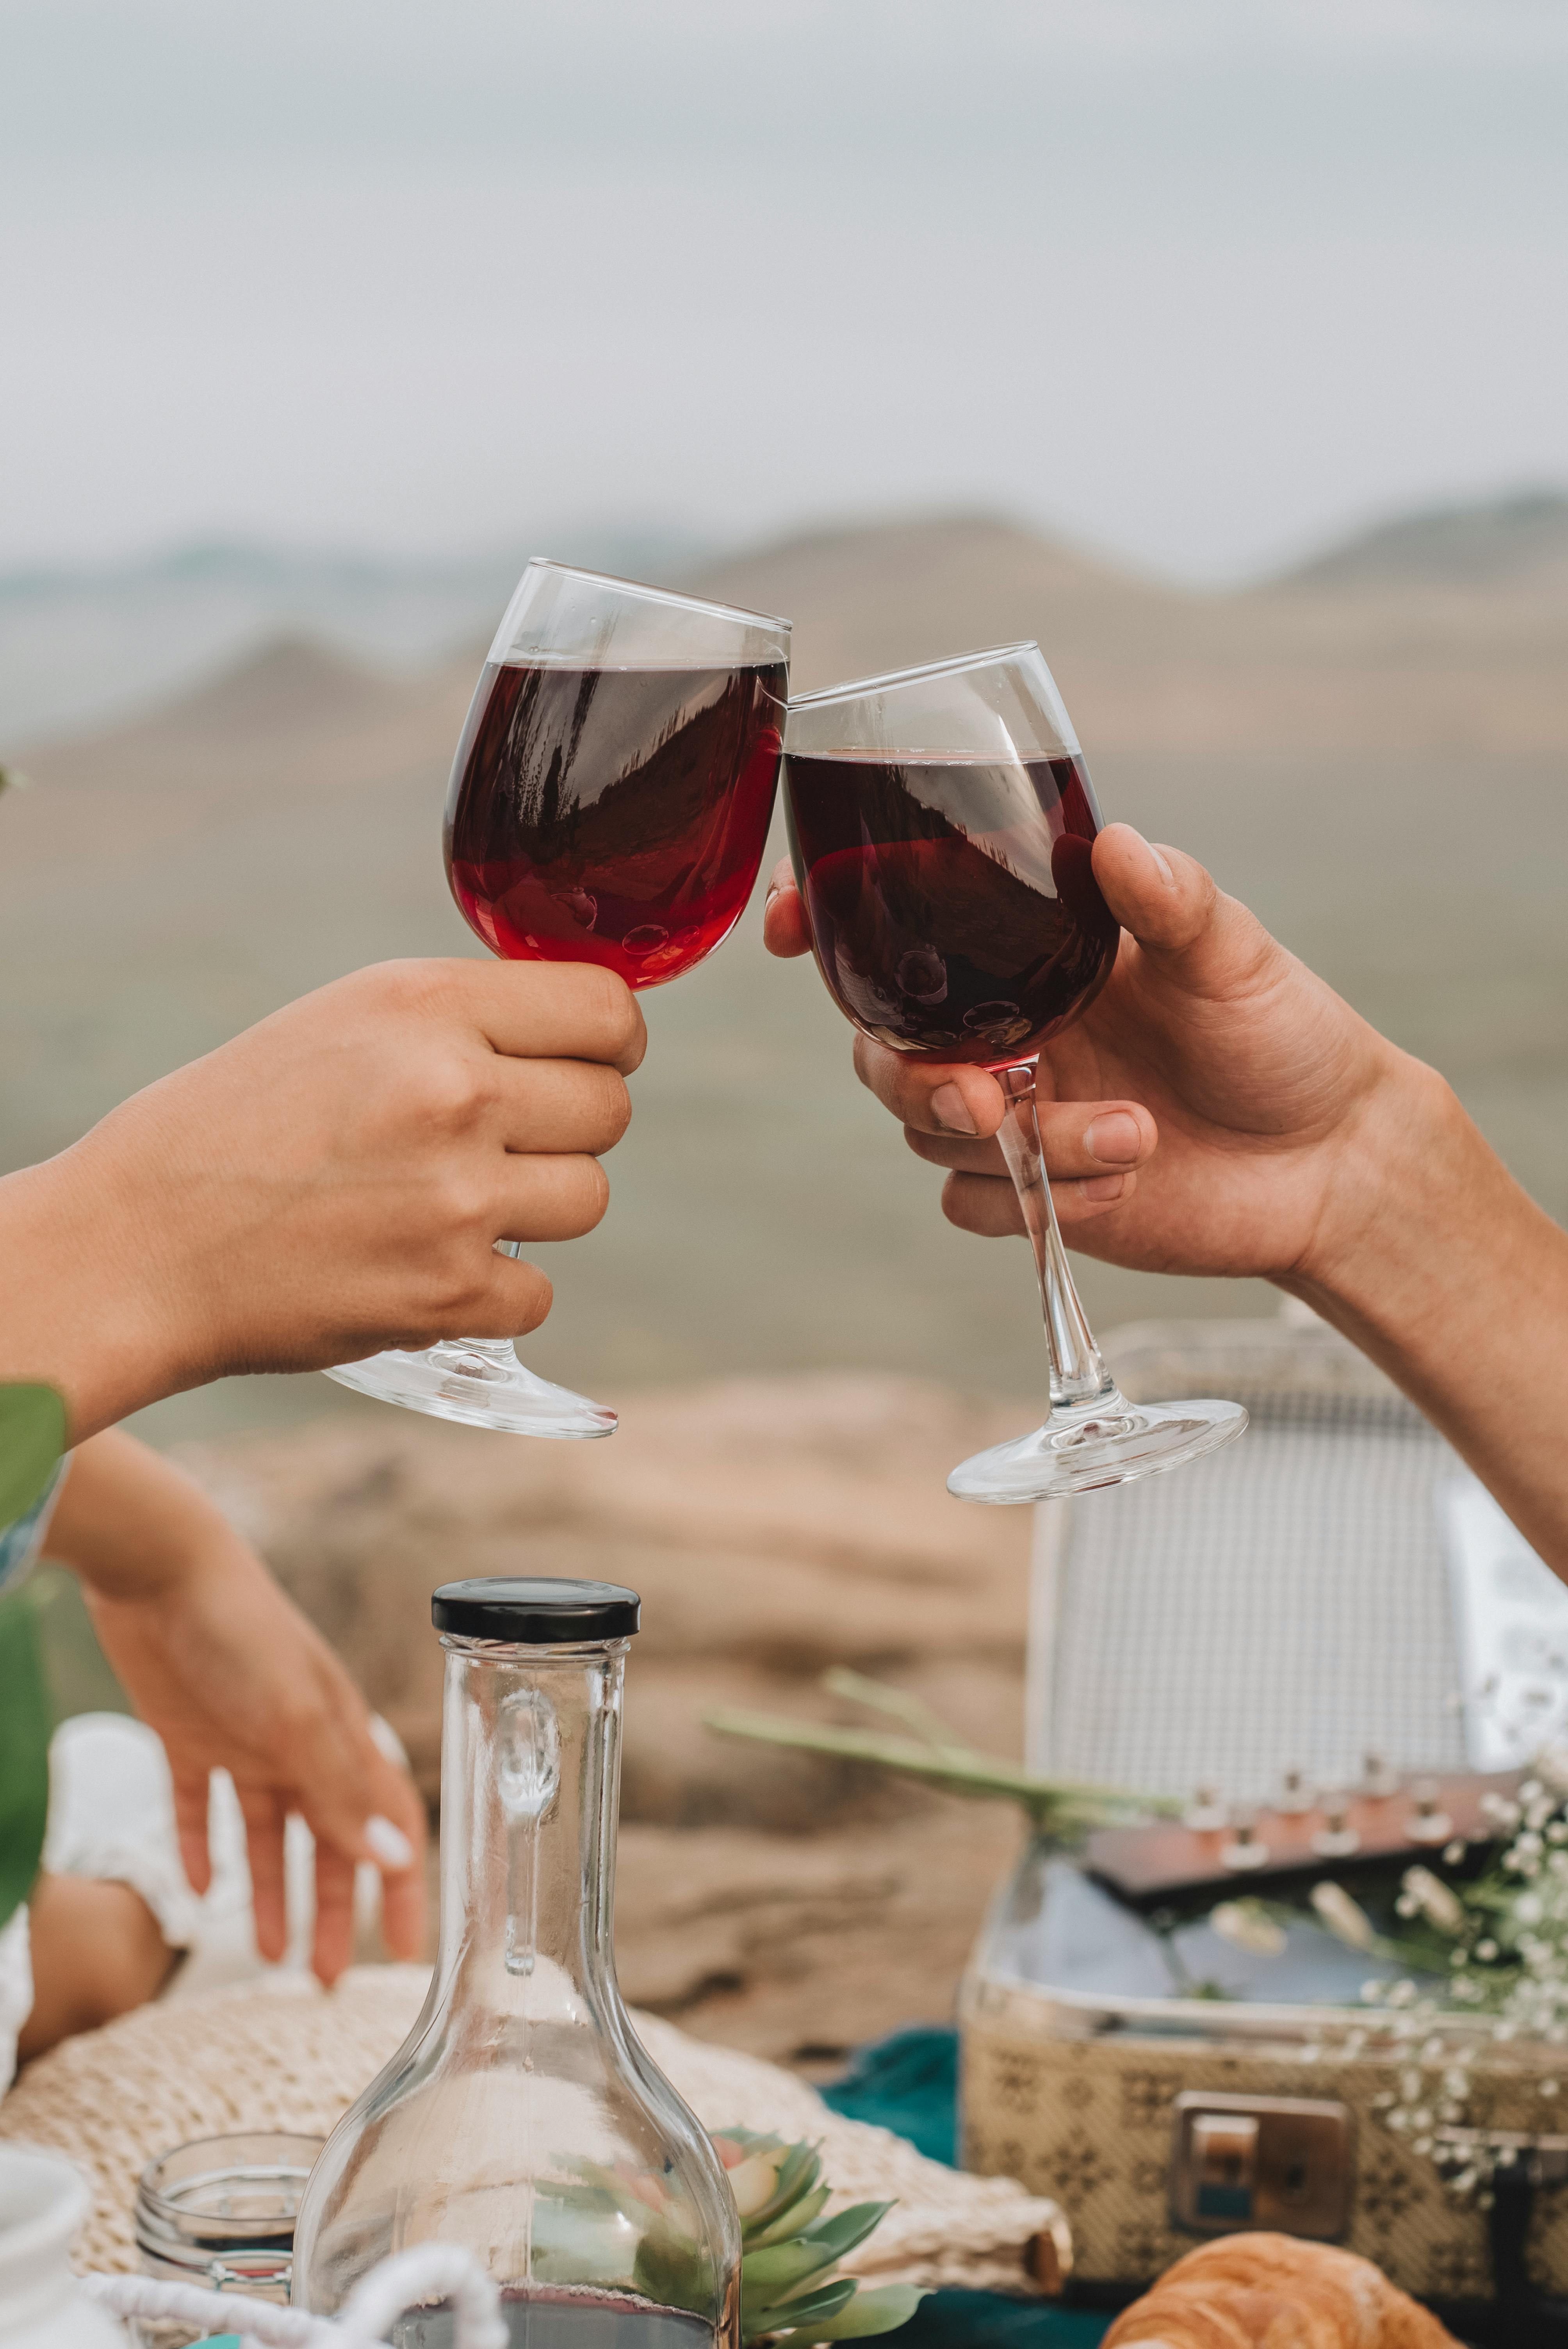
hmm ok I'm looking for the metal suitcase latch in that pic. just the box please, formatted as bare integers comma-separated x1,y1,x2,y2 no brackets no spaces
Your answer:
1172,2091,1354,2239
1434,2126,1568,2186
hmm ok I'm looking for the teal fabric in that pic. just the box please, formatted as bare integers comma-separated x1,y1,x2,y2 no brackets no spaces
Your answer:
820,2026,959,2167
822,2027,1111,2346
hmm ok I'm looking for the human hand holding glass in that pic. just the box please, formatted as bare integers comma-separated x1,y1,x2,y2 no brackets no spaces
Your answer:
328,560,790,1436
777,644,1247,1500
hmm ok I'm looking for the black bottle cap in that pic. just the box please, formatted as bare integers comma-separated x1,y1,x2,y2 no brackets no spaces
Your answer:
431,1577,640,1645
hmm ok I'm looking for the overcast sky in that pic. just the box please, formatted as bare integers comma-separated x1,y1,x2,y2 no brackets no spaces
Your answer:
2,0,1564,582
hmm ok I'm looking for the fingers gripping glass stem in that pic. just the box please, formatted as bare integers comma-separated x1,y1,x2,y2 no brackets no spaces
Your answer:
946,1060,1248,1502
995,1062,1118,1413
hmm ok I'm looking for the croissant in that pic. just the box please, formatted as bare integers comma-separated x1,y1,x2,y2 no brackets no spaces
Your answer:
1102,2232,1460,2347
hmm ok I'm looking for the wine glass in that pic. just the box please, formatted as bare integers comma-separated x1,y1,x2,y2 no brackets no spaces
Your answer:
782,642,1247,1501
327,560,790,1436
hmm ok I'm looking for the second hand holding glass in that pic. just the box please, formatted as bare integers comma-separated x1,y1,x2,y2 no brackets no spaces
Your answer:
782,642,1247,1501
327,561,790,1437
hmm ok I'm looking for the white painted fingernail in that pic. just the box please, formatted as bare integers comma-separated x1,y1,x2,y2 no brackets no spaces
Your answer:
365,1815,415,1871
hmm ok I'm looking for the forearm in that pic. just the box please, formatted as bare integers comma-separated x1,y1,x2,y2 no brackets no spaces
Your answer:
1290,1059,1568,1576
45,1429,247,1601
0,1156,190,1443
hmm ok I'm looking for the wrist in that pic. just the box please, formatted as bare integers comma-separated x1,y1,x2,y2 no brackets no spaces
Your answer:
0,1152,192,1441
1283,1049,1507,1353
57,1431,253,1602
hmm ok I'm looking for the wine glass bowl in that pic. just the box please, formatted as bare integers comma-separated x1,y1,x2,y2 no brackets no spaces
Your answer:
781,643,1246,1502
783,644,1118,1066
445,573,788,991
326,561,790,1437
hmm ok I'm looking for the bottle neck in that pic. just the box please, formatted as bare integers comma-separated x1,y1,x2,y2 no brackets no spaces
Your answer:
436,1634,626,2011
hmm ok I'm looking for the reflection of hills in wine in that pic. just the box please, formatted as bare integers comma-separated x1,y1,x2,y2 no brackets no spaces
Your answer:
837,765,1058,971
468,664,772,891
787,752,1114,1059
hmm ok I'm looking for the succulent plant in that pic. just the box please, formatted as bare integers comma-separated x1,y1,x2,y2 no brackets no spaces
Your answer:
713,2126,924,2344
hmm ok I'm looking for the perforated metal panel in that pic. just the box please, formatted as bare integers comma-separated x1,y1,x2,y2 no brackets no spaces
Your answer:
1027,1322,1470,1805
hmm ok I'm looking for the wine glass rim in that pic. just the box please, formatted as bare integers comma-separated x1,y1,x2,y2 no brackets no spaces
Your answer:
788,642,1039,708
526,556,791,638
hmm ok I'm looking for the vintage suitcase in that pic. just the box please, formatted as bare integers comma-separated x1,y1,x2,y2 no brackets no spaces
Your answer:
959,1314,1568,2335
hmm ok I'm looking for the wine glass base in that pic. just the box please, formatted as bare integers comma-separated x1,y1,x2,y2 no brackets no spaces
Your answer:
324,1342,617,1438
948,1392,1247,1502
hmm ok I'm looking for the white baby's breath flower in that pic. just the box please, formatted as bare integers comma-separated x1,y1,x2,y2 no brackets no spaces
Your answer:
1210,1900,1287,1957
1403,1866,1465,1934
1312,1881,1377,1952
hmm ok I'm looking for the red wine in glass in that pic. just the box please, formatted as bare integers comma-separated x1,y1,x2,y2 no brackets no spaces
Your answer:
445,660,787,989
783,749,1117,1064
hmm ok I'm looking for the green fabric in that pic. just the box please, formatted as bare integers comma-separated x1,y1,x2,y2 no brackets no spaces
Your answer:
0,1384,66,1526
0,1586,52,1929
823,2028,1111,2347
0,1383,64,1930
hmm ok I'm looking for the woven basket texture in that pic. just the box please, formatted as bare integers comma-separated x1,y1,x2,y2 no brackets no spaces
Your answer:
0,1963,1066,2298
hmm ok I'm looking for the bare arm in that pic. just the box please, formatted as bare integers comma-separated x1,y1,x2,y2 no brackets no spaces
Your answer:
46,1428,427,1985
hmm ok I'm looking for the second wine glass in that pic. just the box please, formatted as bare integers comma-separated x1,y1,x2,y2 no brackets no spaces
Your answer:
326,560,790,1437
782,642,1247,1501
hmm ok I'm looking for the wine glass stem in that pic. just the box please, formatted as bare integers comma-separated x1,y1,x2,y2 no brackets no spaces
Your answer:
995,1062,1117,1413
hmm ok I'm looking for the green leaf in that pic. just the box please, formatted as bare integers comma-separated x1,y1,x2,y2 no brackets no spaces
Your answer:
742,2238,840,2297
633,2223,712,2315
703,1707,1173,1826
746,2277,857,2341
796,2202,896,2265
806,2284,928,2339
744,2141,821,2233
746,2183,832,2246
0,1592,51,1928
0,1385,66,1527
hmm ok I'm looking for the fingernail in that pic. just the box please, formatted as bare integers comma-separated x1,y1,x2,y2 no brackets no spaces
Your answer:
1080,1173,1127,1203
1123,826,1174,883
365,1815,415,1871
931,1082,978,1135
1084,1111,1141,1165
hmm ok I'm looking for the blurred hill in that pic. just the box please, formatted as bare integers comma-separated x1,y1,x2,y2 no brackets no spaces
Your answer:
1275,488,1568,595
0,528,707,750
3,497,1565,1442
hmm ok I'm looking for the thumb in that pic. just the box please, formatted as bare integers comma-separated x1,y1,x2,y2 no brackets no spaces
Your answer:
1092,825,1275,997
761,857,812,959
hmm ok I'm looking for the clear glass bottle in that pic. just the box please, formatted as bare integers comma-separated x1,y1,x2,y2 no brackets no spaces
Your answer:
292,1579,739,2349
